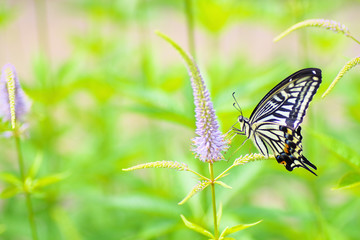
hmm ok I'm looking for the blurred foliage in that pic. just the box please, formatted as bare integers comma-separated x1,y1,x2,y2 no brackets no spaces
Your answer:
0,0,359,239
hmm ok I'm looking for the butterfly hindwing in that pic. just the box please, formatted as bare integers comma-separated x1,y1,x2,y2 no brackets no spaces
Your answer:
276,126,317,175
253,123,317,175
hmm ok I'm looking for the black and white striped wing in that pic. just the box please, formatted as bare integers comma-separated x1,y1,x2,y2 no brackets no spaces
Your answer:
253,123,317,175
249,68,322,129
247,68,321,175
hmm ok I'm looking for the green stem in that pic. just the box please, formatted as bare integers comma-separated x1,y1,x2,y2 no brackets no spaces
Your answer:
209,163,219,239
184,0,196,59
215,164,236,181
350,35,360,45
187,168,210,181
15,134,39,240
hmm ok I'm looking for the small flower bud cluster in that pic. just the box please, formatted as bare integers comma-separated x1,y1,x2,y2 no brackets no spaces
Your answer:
309,19,350,36
123,160,188,171
234,153,274,166
274,19,352,42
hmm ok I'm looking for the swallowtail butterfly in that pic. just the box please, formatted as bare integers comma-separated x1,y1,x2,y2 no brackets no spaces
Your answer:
233,68,322,175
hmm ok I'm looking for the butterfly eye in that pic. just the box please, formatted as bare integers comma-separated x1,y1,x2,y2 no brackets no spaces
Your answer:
238,116,244,122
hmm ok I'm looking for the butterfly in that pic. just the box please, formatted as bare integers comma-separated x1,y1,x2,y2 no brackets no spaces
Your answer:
232,68,322,175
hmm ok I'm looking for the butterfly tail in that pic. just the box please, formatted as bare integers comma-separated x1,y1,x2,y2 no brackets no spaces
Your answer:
298,156,317,176
301,155,317,170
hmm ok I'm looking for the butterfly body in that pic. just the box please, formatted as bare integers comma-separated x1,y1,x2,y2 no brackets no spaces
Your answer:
234,68,322,175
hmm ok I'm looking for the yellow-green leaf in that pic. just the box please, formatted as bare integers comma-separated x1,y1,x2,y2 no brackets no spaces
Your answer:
310,131,360,168
180,214,214,238
27,153,43,179
33,172,69,190
196,0,232,34
0,186,21,198
219,220,262,238
333,171,360,190
0,173,22,186
0,224,6,234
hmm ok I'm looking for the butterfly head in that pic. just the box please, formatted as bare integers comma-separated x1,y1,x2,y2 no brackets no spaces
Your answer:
237,115,246,131
234,115,251,138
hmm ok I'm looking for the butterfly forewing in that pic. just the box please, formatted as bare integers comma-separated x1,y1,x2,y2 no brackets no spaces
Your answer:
249,68,321,130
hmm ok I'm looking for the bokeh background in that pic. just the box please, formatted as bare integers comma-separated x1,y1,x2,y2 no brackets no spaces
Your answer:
1,0,360,239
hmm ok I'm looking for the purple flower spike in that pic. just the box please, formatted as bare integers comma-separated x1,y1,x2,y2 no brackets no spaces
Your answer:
156,31,228,163
0,63,30,128
190,64,228,163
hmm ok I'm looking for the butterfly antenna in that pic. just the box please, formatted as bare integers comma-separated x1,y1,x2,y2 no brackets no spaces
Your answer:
232,92,243,116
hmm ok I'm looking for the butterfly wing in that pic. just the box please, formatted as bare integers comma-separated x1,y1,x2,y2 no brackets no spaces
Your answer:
253,123,317,175
249,68,322,129
247,68,321,175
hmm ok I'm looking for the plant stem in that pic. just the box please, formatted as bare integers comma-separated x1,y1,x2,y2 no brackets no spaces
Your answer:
209,163,219,239
15,134,39,240
184,0,196,59
187,168,210,181
350,35,360,45
215,164,235,181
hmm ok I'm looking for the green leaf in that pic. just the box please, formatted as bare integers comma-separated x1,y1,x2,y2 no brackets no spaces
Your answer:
333,171,360,190
310,131,360,168
51,207,83,240
196,0,233,34
27,153,43,179
33,172,69,190
219,220,262,238
0,186,21,199
0,173,22,186
0,224,6,234
180,214,214,238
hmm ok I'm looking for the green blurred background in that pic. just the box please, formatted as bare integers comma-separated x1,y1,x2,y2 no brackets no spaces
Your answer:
0,0,360,239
